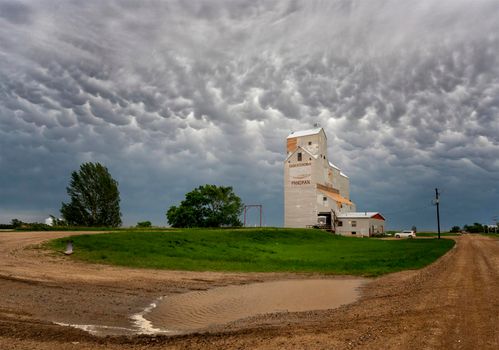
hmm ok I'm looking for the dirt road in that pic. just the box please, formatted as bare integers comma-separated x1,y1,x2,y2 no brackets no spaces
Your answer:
0,232,497,349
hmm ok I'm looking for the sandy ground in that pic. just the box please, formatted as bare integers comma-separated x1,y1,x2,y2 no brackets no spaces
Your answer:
0,231,497,349
147,279,365,332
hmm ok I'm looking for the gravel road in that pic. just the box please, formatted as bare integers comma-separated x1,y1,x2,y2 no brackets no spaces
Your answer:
0,232,497,349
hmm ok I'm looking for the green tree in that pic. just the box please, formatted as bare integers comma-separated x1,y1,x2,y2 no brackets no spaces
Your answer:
166,184,243,228
61,162,122,227
49,215,67,226
450,225,460,233
463,222,484,233
136,221,152,228
11,218,24,228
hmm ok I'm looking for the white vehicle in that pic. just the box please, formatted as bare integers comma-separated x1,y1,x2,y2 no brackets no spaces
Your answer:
395,230,416,239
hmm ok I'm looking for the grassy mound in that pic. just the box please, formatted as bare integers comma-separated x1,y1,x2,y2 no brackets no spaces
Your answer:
46,228,455,276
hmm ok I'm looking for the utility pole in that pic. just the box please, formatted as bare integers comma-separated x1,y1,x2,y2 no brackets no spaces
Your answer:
435,188,441,239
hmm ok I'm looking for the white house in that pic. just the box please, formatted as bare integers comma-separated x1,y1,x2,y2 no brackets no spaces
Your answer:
336,212,386,237
44,217,54,226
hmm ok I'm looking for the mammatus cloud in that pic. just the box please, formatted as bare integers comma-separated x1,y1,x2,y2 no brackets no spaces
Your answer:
0,0,498,228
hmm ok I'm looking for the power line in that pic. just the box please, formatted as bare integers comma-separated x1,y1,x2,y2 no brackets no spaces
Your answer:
382,204,433,216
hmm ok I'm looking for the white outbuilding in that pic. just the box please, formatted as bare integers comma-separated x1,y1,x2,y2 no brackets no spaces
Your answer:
44,217,54,226
336,212,386,237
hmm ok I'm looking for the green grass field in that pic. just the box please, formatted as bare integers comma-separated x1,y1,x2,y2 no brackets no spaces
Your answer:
412,232,460,237
46,228,455,276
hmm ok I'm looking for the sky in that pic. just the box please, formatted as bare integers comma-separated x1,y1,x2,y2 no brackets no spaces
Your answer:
0,0,498,230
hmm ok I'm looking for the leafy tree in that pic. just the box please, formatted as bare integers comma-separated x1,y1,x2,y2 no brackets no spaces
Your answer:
166,184,243,228
48,215,67,226
450,226,460,233
463,222,484,233
11,218,24,228
137,221,152,228
61,162,122,227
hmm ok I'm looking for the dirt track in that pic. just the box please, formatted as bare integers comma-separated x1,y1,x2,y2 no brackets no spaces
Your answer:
0,232,497,349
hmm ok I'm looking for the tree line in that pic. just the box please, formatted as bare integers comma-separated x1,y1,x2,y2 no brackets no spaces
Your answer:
450,222,498,233
6,162,244,229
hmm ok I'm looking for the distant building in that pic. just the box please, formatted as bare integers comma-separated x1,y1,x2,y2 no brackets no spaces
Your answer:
45,216,62,226
284,127,385,236
486,225,498,233
45,217,54,226
335,212,386,236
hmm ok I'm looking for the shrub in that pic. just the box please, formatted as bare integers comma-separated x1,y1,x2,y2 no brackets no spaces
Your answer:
136,221,152,228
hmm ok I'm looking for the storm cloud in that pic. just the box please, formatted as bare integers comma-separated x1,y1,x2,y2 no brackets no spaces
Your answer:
1,0,498,229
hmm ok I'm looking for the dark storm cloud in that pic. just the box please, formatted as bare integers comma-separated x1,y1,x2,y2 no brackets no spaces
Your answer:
0,1,32,24
0,0,498,228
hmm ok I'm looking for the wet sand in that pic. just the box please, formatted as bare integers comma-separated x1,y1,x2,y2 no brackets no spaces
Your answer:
146,279,365,332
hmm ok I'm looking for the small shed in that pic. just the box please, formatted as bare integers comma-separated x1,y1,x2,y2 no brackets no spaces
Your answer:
336,212,385,237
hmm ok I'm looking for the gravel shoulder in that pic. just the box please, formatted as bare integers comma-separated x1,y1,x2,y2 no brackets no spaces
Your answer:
0,232,497,349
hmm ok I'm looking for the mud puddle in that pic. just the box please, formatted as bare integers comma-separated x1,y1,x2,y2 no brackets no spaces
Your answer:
54,278,365,336
146,278,366,333
54,297,173,336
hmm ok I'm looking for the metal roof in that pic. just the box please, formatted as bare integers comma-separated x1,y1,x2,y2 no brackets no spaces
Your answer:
328,161,341,171
287,128,323,139
317,188,353,206
337,212,382,219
